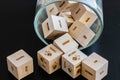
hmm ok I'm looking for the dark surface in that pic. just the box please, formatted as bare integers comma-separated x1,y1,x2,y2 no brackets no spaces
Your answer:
0,0,120,80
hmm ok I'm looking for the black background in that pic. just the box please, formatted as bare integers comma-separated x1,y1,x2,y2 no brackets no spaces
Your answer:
0,0,120,80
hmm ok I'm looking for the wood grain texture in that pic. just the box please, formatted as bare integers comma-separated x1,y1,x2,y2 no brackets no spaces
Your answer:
62,48,87,78
7,49,33,80
37,44,63,74
82,52,108,80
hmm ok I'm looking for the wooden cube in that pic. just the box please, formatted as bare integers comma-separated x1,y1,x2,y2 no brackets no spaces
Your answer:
69,21,95,48
46,3,60,16
71,3,98,28
62,48,87,78
55,1,68,12
37,44,63,74
7,49,33,80
82,52,108,80
59,11,74,27
46,1,76,16
53,33,79,53
60,1,77,12
42,15,68,40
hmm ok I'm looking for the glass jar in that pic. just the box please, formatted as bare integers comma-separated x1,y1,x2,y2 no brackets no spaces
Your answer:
34,0,103,50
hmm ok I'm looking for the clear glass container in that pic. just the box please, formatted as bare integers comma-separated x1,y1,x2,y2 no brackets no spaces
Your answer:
34,0,103,50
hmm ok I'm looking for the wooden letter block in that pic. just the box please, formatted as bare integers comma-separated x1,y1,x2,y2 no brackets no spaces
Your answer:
46,3,60,16
59,11,74,27
53,33,79,53
7,49,33,80
60,1,78,12
69,21,95,48
62,48,87,78
42,15,68,40
82,52,108,80
71,3,98,28
46,1,76,16
55,1,68,12
37,44,63,74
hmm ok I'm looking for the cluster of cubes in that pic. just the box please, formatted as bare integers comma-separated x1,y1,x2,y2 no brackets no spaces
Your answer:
37,33,108,79
6,33,108,80
43,1,98,47
6,1,108,80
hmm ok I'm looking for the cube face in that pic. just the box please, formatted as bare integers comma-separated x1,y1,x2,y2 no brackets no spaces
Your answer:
49,56,61,74
61,1,77,12
46,4,60,16
53,33,79,53
55,1,68,11
62,49,87,78
82,53,108,80
76,27,95,48
7,49,33,80
82,63,96,80
62,58,74,77
79,10,98,28
49,15,68,32
37,44,63,74
42,19,53,39
69,21,95,47
42,19,64,39
18,60,33,79
69,20,86,39
42,15,68,40
96,63,108,80
71,3,98,28
7,59,18,79
71,3,86,21
38,54,49,73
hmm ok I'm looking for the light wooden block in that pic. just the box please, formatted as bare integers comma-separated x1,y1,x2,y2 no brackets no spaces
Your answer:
59,11,74,27
7,49,33,80
37,44,63,74
62,48,87,78
46,1,76,16
46,3,60,16
53,33,79,53
69,21,95,48
55,1,68,12
42,15,68,40
82,52,108,80
60,1,78,12
71,3,98,28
